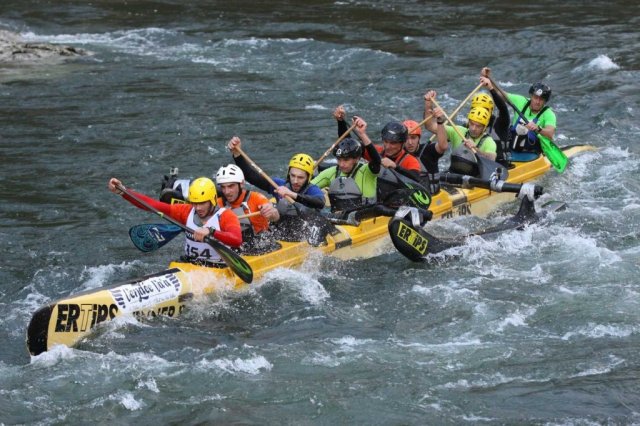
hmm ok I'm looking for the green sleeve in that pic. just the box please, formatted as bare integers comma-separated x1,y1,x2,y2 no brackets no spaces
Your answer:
478,136,497,154
359,165,378,199
539,108,557,129
445,125,466,150
311,167,336,189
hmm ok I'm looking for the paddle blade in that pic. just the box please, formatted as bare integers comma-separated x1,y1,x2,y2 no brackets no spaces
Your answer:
388,218,430,262
129,223,182,252
539,135,568,173
204,237,253,284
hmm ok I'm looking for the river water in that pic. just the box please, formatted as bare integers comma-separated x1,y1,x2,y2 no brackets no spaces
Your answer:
1,1,639,424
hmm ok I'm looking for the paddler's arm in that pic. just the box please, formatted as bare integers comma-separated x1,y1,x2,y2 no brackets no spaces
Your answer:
214,210,242,247
480,71,511,142
423,90,439,134
353,116,381,174
108,177,183,220
432,107,449,155
334,104,351,138
227,136,275,194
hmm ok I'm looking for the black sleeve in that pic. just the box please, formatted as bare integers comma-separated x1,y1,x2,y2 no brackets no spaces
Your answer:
295,193,326,210
233,155,274,194
394,166,421,182
364,143,381,174
491,88,511,142
337,118,349,137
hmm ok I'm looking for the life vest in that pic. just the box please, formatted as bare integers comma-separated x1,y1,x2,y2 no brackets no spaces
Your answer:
183,207,227,264
449,131,492,177
222,190,255,239
411,143,440,195
328,164,374,213
274,181,315,218
509,100,548,153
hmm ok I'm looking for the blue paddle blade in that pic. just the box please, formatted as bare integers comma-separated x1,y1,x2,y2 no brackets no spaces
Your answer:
129,223,183,252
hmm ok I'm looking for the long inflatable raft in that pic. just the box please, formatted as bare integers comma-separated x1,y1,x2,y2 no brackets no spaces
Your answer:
27,145,594,355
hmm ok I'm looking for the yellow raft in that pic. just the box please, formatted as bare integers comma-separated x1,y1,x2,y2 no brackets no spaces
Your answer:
26,145,594,355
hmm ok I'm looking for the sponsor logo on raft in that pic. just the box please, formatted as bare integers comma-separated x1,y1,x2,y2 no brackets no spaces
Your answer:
110,274,182,312
55,303,118,333
441,203,471,219
132,304,186,319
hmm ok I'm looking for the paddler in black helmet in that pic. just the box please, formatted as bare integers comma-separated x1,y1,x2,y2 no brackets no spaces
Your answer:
311,116,381,216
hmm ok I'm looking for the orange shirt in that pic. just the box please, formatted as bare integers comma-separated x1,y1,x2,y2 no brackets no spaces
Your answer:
218,189,270,234
364,145,422,172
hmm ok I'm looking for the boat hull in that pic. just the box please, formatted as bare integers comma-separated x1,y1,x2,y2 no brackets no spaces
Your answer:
26,145,595,355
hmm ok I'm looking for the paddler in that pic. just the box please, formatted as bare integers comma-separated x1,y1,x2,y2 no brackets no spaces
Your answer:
108,177,242,266
226,136,328,244
499,74,557,159
333,105,421,181
215,164,280,253
311,116,381,219
402,106,449,195
423,90,498,176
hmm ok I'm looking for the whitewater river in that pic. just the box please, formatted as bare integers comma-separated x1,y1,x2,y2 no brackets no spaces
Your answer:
1,1,639,424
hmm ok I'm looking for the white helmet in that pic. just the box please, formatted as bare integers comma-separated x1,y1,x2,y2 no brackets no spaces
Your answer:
216,164,245,184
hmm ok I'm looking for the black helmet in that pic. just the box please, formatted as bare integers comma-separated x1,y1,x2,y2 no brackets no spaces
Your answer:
381,121,408,144
529,82,552,102
333,138,363,159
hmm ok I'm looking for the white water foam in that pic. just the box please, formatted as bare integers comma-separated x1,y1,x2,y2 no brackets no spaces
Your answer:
116,391,144,411
573,54,620,73
78,261,143,291
262,267,329,305
199,355,273,375
561,323,635,340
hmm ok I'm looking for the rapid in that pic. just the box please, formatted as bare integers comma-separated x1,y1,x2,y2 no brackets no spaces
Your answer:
1,1,639,424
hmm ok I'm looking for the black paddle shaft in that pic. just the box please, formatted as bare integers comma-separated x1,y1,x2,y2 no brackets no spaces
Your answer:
440,173,543,198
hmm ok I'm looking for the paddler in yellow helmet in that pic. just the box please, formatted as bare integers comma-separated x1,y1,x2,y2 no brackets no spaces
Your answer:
108,177,242,265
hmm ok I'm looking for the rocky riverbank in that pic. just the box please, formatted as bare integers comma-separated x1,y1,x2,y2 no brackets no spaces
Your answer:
0,29,88,64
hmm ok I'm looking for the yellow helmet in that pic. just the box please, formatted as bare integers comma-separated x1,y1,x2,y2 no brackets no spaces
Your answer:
288,153,315,182
471,93,494,113
467,107,491,127
188,177,217,204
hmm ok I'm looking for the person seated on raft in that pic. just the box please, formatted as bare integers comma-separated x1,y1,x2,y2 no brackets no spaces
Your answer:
332,105,432,213
501,77,557,162
423,90,498,176
108,177,242,267
403,102,449,195
215,164,281,254
333,105,421,182
311,116,382,222
226,136,329,244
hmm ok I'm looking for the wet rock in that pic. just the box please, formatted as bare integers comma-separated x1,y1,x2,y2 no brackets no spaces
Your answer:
0,29,88,64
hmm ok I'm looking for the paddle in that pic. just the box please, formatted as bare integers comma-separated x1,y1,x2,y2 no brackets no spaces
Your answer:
487,76,568,172
388,206,454,262
427,83,484,142
390,195,555,262
315,122,358,170
129,212,261,253
431,98,507,180
116,183,253,283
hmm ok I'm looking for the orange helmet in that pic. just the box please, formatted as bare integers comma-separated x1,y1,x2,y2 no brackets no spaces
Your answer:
403,119,421,137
